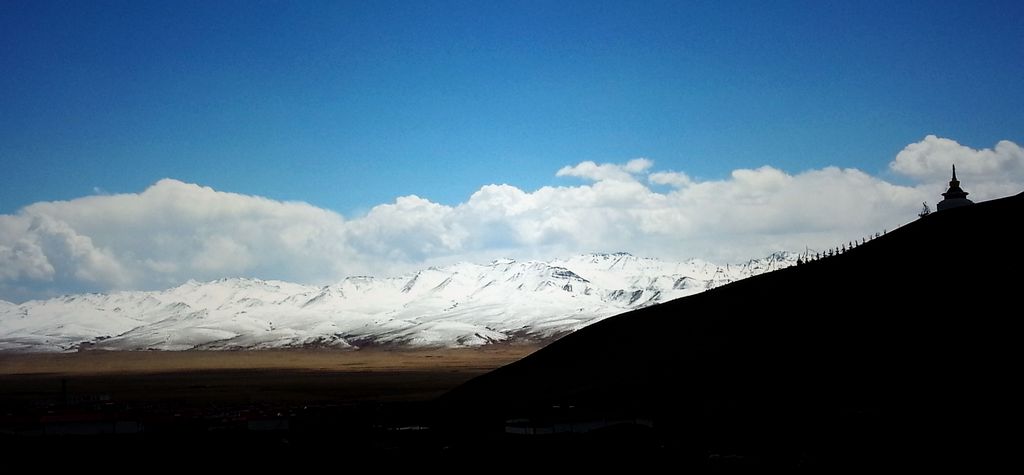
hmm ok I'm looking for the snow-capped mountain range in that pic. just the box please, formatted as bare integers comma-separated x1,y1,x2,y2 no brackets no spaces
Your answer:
0,252,797,352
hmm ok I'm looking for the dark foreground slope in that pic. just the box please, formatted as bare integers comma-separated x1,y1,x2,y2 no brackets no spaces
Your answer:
443,192,1023,468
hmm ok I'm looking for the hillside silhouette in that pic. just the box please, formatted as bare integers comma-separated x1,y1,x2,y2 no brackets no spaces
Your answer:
443,191,1023,469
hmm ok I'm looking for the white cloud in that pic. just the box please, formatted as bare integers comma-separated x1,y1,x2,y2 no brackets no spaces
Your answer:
1,137,1022,302
2,179,360,300
623,158,654,174
556,157,653,182
348,195,468,261
649,171,692,188
0,230,55,282
888,134,1024,186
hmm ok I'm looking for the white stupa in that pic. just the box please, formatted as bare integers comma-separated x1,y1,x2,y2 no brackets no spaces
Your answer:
936,165,974,211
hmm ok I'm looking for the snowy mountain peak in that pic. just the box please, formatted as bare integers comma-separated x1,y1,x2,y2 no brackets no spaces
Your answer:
0,252,799,352
588,251,633,257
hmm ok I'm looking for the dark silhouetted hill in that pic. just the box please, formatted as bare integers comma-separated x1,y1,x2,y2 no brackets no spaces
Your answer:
443,192,1024,469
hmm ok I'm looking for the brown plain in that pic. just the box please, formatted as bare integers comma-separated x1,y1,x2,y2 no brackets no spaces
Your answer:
0,345,539,375
0,345,541,404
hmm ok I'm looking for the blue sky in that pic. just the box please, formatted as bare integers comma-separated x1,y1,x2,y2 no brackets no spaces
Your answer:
2,0,1024,300
3,0,1021,214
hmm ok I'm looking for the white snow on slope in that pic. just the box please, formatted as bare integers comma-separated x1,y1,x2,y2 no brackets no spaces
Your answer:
0,252,797,352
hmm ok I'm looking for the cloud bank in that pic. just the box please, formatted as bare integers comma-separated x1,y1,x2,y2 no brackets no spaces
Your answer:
2,136,1022,302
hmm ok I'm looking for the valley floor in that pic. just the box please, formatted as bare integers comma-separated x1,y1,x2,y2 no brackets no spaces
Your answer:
0,345,539,405
0,345,541,459
0,345,539,377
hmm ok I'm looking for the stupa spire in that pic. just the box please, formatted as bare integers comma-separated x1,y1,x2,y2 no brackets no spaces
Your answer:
936,164,973,211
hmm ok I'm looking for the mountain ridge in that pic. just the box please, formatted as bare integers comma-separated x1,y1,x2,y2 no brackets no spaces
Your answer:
441,192,1024,468
0,252,798,352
